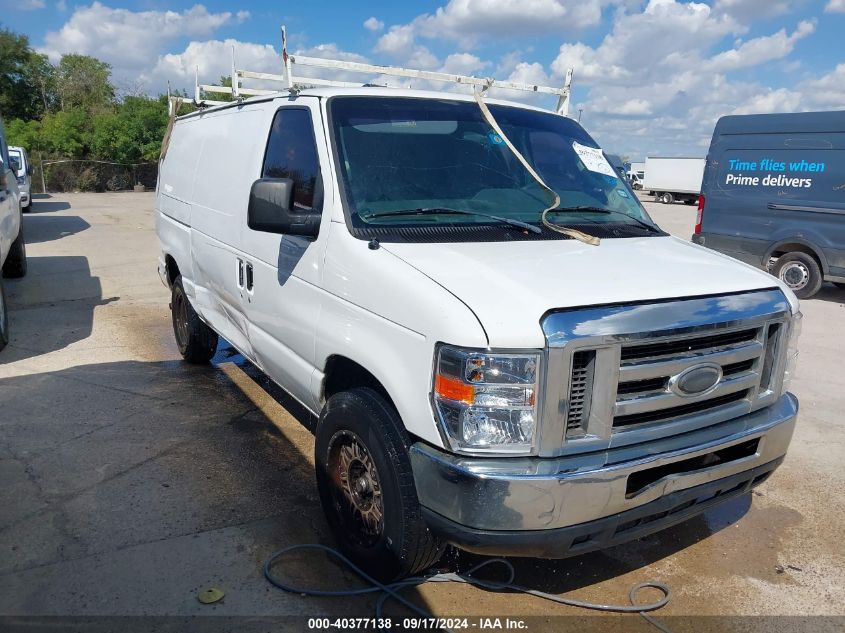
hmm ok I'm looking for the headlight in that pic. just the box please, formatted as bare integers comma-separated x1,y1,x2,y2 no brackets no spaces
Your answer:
432,345,541,454
781,311,802,394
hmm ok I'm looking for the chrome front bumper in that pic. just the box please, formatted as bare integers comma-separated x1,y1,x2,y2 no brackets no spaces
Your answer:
411,393,796,552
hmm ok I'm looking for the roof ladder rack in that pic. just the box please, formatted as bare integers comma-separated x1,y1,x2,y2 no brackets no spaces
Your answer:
177,25,575,116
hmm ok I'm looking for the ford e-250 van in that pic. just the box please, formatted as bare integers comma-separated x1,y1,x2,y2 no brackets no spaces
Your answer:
156,85,801,579
694,110,845,299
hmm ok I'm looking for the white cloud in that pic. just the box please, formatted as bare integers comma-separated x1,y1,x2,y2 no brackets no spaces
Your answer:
375,24,417,57
529,0,829,158
825,0,845,12
146,39,279,94
375,24,439,70
732,87,802,114
439,52,487,75
21,0,46,9
798,64,845,109
713,0,792,21
363,17,384,32
374,0,611,71
412,0,608,40
551,0,742,86
707,20,815,72
146,38,375,95
40,2,246,75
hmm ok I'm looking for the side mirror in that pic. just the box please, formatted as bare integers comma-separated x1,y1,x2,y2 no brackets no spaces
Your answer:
247,178,320,237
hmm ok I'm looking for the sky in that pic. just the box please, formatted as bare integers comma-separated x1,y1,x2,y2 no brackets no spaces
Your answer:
3,0,844,159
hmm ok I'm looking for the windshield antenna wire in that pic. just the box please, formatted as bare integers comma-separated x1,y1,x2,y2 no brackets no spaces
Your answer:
472,81,600,246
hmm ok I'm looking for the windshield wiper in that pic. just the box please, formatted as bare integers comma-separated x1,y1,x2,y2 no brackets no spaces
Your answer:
362,207,542,234
548,206,663,234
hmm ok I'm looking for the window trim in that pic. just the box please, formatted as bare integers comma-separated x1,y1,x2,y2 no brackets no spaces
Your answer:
260,105,324,213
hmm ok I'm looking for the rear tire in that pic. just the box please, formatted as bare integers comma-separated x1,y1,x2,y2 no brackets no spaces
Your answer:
773,252,823,299
170,275,218,363
661,192,675,204
315,388,444,581
2,227,27,279
0,278,8,352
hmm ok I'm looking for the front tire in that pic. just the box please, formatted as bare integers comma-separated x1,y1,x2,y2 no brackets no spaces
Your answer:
773,252,822,299
2,227,27,279
315,388,444,580
170,276,218,363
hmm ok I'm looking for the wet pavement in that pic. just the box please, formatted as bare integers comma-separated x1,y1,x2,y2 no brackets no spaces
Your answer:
0,193,843,631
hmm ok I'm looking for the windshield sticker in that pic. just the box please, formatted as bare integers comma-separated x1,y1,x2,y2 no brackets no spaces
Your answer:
616,188,630,198
572,142,618,178
488,132,505,145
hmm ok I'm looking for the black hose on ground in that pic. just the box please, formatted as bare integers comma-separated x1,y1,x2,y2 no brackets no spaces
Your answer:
264,543,672,632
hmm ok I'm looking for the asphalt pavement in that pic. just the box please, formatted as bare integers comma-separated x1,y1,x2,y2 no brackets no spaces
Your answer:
1,192,843,631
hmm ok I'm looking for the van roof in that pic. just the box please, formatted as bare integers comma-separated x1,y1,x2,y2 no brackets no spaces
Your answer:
181,86,559,119
714,110,845,136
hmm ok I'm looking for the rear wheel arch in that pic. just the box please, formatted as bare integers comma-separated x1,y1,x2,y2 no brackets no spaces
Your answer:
766,240,827,274
164,254,180,288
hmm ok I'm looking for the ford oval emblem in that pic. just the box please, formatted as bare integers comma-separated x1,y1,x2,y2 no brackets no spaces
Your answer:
670,363,723,397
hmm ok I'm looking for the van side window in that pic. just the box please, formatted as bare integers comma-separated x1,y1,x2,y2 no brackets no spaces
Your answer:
262,109,323,211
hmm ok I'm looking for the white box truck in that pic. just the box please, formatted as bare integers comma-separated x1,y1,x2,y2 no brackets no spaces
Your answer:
644,156,705,205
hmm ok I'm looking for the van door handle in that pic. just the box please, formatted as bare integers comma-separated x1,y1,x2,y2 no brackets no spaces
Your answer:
237,258,245,288
245,263,254,292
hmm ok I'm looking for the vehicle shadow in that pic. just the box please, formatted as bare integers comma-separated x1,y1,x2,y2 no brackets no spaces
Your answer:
27,199,71,214
811,283,845,305
22,214,90,243
449,494,752,595
0,255,114,364
0,357,425,619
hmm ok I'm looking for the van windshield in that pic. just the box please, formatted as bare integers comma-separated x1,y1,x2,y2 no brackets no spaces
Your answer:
329,96,655,237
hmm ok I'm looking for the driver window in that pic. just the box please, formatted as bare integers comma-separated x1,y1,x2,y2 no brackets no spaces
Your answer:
262,109,323,212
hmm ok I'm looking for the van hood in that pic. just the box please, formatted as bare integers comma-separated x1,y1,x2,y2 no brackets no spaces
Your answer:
382,235,785,348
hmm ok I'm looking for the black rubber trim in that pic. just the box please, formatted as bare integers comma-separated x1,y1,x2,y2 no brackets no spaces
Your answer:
421,457,783,558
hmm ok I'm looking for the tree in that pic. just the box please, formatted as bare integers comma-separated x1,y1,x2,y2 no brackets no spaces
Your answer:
0,28,55,120
55,54,114,113
38,110,88,157
6,118,42,152
91,96,169,163
200,75,234,103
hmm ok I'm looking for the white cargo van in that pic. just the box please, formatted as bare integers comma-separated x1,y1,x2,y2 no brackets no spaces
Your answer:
8,146,32,212
1,118,27,352
157,76,801,579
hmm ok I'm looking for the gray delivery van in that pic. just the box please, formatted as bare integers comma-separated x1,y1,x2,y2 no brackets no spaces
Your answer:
693,110,844,299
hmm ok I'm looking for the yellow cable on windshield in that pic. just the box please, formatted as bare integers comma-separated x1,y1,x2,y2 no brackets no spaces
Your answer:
472,84,600,246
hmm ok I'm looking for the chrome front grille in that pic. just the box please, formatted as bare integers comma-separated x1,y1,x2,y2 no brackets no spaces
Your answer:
613,326,766,429
567,351,594,430
539,289,793,457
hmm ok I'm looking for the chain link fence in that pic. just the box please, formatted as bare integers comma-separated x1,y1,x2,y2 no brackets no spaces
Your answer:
31,159,158,194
